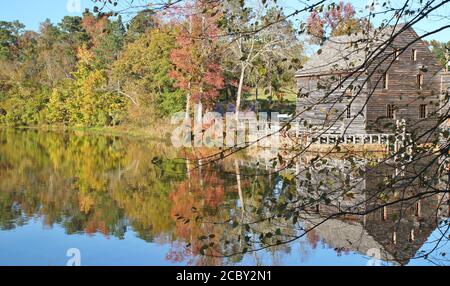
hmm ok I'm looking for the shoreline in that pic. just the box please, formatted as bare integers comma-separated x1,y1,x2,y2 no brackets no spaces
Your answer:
0,124,172,142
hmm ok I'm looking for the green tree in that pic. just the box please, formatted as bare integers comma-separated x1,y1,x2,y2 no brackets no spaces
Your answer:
94,16,125,68
125,10,156,43
82,12,125,68
46,81,71,124
222,1,304,115
250,7,304,102
113,26,184,122
58,16,90,46
56,48,125,126
428,40,450,70
0,20,24,60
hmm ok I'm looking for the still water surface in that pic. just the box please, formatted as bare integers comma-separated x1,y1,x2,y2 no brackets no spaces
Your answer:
0,129,447,265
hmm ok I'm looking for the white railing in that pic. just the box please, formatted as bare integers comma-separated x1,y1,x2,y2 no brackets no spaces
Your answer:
309,133,395,145
243,114,402,150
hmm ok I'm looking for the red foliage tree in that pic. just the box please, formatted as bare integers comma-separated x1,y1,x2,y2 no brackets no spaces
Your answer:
306,9,325,40
306,1,361,41
169,0,224,117
324,1,356,31
81,12,108,48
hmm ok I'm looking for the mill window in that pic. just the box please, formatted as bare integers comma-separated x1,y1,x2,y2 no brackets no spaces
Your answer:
387,104,397,119
412,49,417,61
419,104,427,119
417,74,423,90
346,105,351,119
383,73,389,89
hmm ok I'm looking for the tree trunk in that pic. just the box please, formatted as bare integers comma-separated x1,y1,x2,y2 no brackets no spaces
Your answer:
235,63,246,121
185,82,191,120
185,93,191,120
235,160,245,215
255,82,259,113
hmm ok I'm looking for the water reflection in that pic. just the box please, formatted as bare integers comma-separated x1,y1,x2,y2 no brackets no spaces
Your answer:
0,129,448,265
293,151,449,265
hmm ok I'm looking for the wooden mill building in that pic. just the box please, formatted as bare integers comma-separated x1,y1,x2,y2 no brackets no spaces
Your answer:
295,25,449,144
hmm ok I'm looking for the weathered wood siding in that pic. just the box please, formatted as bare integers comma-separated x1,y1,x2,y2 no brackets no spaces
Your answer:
296,73,368,135
365,27,441,142
296,27,443,142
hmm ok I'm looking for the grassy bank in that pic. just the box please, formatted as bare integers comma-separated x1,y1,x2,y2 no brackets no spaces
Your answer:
0,123,173,142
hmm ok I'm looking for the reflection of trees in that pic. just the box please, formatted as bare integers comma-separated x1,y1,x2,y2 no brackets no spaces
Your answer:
109,146,185,242
0,129,183,241
167,161,234,265
209,153,449,265
0,129,448,265
75,0,450,267
165,157,300,265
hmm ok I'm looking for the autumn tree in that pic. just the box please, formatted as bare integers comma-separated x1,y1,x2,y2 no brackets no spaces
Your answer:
306,1,363,44
112,25,184,123
169,0,225,119
0,23,47,126
37,19,78,85
81,11,125,68
68,47,126,126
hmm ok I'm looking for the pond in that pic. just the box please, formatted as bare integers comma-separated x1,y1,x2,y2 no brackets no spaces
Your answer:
0,129,448,266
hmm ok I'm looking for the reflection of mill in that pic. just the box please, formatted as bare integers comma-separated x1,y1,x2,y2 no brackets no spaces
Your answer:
238,153,449,265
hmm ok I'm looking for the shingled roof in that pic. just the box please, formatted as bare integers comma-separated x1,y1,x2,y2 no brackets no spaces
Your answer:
295,25,408,77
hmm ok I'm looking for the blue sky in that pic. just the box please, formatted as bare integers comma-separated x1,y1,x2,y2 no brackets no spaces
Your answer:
0,0,95,30
0,0,449,42
1,214,447,266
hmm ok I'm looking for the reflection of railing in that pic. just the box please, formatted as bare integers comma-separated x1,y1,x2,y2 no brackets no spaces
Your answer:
309,133,395,145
